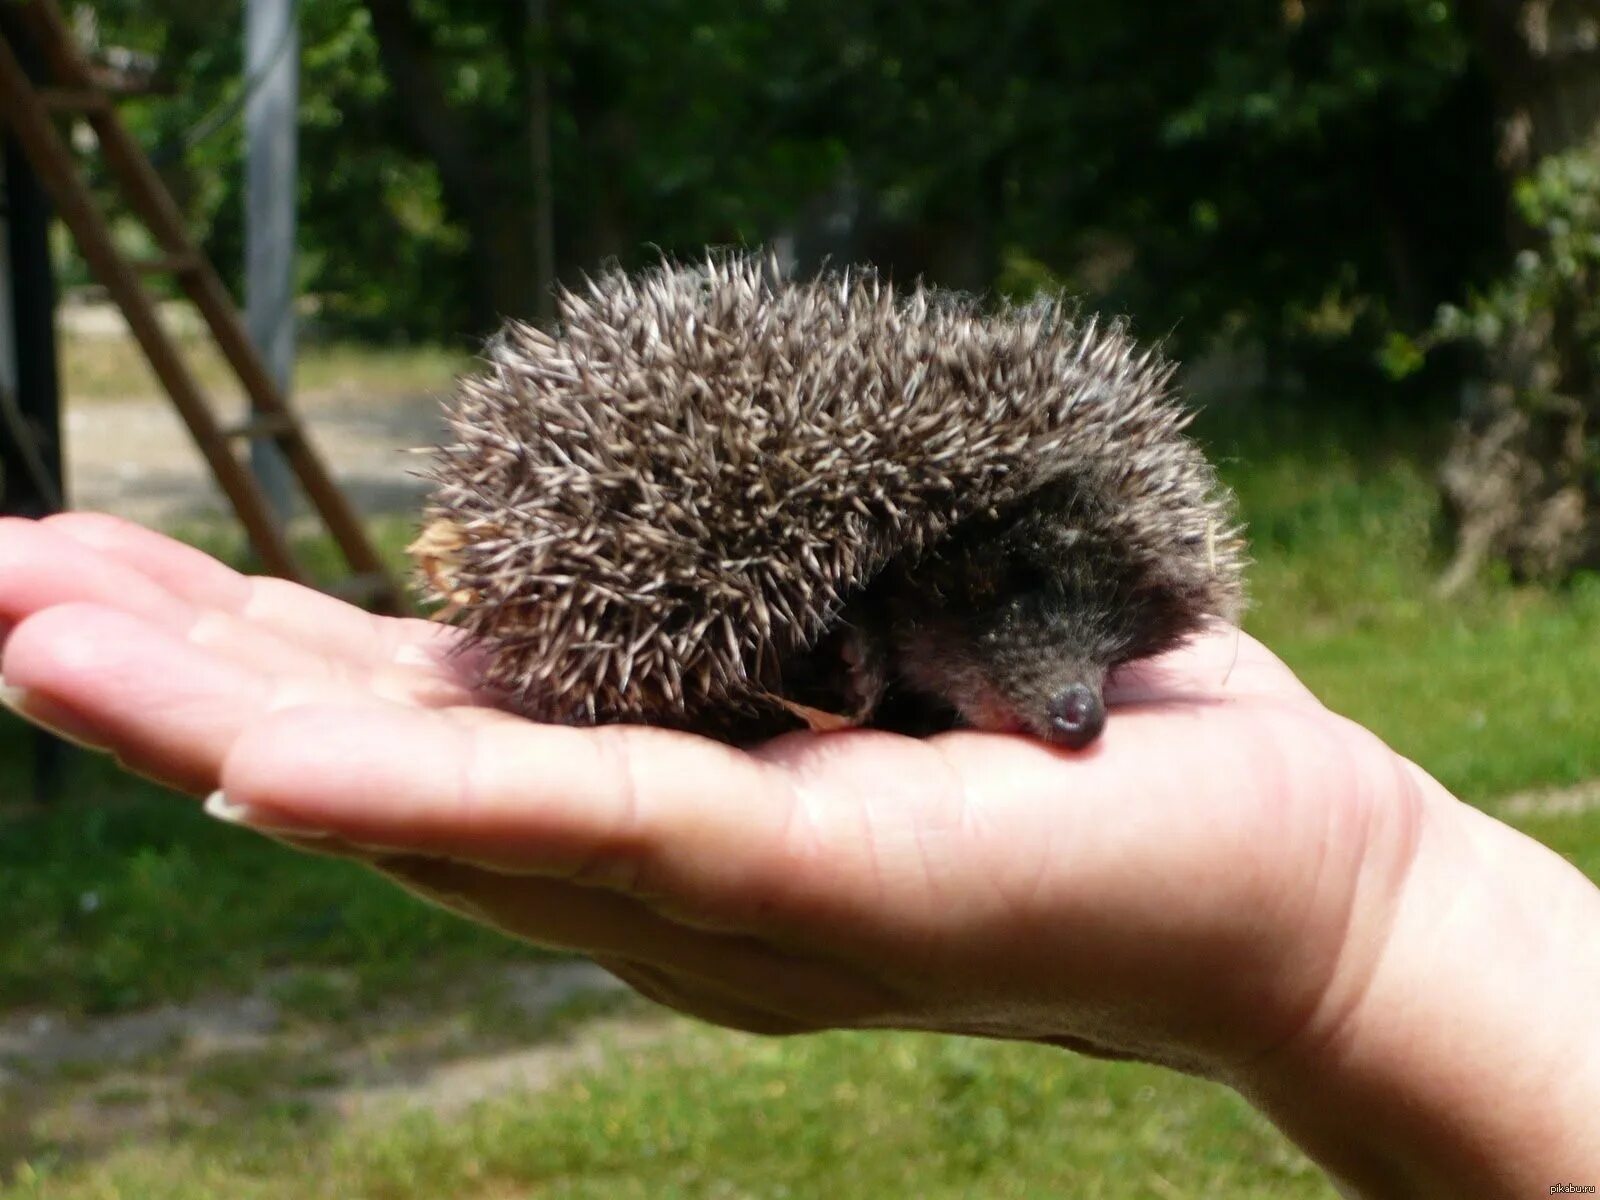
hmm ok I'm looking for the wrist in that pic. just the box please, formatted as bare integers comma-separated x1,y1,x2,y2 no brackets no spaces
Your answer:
1234,772,1600,1197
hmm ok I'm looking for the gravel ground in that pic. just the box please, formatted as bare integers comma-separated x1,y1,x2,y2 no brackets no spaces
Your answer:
63,387,448,530
0,961,642,1169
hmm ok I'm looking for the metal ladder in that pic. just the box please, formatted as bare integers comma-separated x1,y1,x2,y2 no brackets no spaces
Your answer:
0,0,407,612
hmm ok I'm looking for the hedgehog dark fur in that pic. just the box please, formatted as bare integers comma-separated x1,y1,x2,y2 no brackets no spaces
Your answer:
415,254,1246,748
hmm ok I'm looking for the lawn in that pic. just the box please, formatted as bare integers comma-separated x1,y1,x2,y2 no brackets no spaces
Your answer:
2,366,1598,1198
55,319,470,404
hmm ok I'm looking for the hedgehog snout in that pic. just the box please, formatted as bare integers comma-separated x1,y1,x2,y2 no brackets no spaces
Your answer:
1043,682,1106,750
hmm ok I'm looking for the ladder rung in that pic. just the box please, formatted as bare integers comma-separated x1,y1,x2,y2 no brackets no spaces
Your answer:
37,87,112,113
132,252,201,276
220,413,297,441
326,573,396,606
0,9,400,612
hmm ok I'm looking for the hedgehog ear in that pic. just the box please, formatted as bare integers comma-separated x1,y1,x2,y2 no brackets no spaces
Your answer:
1125,565,1204,634
1130,558,1181,593
1047,527,1085,554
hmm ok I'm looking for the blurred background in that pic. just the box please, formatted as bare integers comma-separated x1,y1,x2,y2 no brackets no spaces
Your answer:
2,1,1599,1196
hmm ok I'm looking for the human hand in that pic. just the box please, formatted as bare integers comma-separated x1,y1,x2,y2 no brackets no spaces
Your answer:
2,513,1596,1197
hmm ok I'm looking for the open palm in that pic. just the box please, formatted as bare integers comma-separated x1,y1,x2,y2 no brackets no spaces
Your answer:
9,513,1599,1194
0,510,1421,1074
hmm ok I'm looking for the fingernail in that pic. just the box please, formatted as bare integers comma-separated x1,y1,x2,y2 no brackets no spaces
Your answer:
203,790,328,839
0,673,103,750
203,791,402,864
0,678,26,715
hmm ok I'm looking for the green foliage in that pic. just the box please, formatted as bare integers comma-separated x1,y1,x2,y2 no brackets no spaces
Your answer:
86,0,473,339
81,1,1504,357
1389,145,1600,514
1213,407,1600,800
1429,148,1600,382
1003,0,1501,356
294,3,474,338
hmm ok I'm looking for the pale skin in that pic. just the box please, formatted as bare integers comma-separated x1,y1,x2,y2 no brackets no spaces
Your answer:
0,513,1597,1196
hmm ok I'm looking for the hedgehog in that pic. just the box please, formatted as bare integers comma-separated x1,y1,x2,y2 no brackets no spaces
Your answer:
411,254,1245,749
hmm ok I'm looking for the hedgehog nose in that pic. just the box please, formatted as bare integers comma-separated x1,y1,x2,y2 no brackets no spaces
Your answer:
1045,683,1106,750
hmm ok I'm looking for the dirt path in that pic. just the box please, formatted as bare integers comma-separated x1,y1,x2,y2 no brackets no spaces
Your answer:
1493,779,1600,818
0,960,659,1173
64,388,447,529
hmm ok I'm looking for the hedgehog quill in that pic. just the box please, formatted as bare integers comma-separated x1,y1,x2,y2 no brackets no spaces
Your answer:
412,255,1245,749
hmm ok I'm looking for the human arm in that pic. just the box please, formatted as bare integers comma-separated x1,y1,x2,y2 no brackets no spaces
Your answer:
1,512,1596,1196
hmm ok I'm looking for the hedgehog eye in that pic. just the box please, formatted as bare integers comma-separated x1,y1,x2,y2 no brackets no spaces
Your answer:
967,572,1000,606
1007,560,1054,597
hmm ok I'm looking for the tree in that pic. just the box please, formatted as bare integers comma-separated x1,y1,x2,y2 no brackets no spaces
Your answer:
1437,0,1600,587
359,0,541,330
85,0,1505,365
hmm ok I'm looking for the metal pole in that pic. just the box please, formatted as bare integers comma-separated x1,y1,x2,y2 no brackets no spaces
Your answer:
1,10,69,805
527,0,555,328
245,0,298,526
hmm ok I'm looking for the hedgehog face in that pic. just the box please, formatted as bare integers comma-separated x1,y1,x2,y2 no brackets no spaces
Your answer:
875,482,1200,749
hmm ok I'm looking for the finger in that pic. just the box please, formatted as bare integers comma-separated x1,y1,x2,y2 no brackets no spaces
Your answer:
219,701,796,884
217,690,1247,929
368,856,896,1027
0,516,196,636
0,519,481,708
41,512,375,656
217,700,930,946
0,520,342,684
593,956,815,1035
380,856,886,1014
40,512,253,609
215,679,1363,963
375,853,730,955
42,512,484,692
0,603,417,793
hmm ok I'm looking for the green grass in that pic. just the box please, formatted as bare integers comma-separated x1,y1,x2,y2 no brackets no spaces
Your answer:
1214,413,1600,802
4,375,1600,1198
4,1028,1330,1200
0,731,539,1016
58,326,470,403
